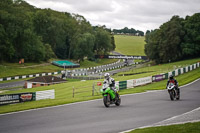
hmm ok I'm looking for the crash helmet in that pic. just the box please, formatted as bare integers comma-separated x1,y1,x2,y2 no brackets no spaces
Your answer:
104,73,110,80
169,75,174,80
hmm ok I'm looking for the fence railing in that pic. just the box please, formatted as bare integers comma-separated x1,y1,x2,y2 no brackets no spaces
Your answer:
68,76,103,80
72,86,98,98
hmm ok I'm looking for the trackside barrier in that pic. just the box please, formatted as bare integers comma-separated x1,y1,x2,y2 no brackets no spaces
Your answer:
152,62,200,82
0,71,61,82
133,76,152,87
92,76,153,93
152,75,164,82
36,89,55,101
0,92,36,106
127,80,134,89
119,81,127,90
0,89,55,106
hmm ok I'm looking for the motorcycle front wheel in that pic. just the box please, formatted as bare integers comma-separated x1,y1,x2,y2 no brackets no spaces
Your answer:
169,90,174,101
115,93,121,106
103,94,110,107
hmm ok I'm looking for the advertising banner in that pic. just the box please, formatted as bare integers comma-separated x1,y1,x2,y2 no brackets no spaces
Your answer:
0,94,20,105
133,76,152,86
20,93,35,102
95,55,148,60
153,75,164,82
0,92,35,106
127,80,134,89
36,89,55,101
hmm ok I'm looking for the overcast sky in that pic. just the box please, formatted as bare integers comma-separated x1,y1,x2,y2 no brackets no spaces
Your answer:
25,0,200,32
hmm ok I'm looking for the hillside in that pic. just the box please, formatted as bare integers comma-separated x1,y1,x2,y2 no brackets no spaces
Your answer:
114,35,145,56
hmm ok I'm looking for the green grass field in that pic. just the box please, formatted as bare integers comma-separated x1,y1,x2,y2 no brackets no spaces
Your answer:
0,57,199,114
129,122,200,133
114,35,145,55
0,59,117,78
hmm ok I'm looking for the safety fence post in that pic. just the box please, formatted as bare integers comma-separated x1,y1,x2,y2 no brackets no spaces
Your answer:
92,83,94,96
73,86,75,98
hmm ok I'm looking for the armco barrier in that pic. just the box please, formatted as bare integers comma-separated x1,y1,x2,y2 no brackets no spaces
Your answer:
0,71,61,82
153,62,200,81
119,81,127,90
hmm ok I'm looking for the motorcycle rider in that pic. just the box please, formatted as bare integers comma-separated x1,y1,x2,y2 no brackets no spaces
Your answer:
166,75,180,95
103,73,116,92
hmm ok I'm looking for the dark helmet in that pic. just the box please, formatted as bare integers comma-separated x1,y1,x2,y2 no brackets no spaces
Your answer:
169,75,174,80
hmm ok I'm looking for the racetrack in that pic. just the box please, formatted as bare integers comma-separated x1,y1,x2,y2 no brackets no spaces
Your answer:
0,79,200,133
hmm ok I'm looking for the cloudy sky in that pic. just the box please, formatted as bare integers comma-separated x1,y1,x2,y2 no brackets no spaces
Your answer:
25,0,200,32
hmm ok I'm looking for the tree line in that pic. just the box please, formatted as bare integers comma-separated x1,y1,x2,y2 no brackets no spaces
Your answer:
145,13,200,64
112,27,144,36
0,0,115,62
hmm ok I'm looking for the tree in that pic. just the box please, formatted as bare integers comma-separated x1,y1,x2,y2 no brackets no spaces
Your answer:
158,16,184,63
181,13,200,58
44,44,56,61
94,27,112,55
112,27,144,36
111,35,116,51
145,16,185,63
0,0,116,62
145,30,160,63
73,33,95,61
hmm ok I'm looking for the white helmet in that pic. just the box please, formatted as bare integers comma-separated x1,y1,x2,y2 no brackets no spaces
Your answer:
104,73,110,80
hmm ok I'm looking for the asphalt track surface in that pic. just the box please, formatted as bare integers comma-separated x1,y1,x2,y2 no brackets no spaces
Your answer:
0,81,25,89
0,79,200,133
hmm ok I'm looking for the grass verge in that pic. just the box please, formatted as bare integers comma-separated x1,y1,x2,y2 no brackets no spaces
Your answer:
129,121,200,133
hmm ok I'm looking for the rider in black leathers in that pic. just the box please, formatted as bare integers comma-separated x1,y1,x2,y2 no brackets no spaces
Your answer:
166,75,180,95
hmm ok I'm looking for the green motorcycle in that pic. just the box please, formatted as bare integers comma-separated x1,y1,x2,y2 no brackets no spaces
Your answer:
100,84,121,107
